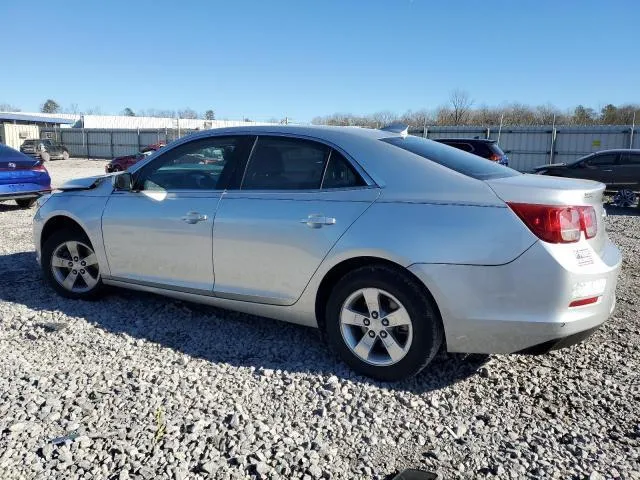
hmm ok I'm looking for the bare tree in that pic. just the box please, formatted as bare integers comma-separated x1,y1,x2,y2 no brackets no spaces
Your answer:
65,103,80,115
449,89,473,125
85,106,103,115
0,103,20,112
178,108,198,119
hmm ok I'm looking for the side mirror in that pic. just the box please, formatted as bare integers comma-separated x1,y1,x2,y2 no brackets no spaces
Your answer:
112,172,133,191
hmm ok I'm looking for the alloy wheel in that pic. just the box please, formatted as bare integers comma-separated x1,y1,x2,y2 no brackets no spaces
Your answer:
613,189,637,208
339,288,413,366
50,241,100,293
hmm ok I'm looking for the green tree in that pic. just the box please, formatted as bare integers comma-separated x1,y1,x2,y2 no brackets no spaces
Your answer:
572,105,595,125
41,99,61,114
600,104,618,124
204,110,215,120
122,107,136,116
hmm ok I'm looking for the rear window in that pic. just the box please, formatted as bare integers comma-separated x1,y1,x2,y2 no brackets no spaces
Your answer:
381,136,519,180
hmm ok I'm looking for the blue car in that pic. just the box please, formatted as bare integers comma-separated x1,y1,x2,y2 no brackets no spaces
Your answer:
0,144,52,208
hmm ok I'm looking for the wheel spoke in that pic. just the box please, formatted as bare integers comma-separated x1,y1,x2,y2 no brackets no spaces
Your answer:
380,334,405,363
353,333,376,360
80,270,98,289
81,253,98,266
66,241,80,260
362,288,381,317
383,307,411,327
62,270,78,290
341,307,367,326
51,256,68,268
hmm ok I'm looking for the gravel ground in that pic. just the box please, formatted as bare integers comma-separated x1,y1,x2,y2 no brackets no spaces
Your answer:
0,159,639,480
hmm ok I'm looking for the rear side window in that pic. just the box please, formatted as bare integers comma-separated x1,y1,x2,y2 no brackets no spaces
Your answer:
621,152,640,165
242,137,329,190
322,150,366,189
381,136,519,180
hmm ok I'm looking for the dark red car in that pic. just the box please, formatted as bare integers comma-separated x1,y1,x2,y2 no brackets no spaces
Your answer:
105,143,165,173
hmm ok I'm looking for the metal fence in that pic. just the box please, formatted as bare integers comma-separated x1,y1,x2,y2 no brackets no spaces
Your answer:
41,128,200,159
42,125,638,172
411,125,638,171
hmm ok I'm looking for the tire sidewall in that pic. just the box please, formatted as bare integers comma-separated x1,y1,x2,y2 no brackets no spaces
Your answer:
40,152,50,162
325,266,442,381
41,230,103,300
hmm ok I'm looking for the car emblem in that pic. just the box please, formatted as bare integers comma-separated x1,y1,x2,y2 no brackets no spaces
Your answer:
8,162,16,169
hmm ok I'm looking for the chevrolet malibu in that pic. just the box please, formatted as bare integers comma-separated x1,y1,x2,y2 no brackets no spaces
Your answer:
33,125,621,381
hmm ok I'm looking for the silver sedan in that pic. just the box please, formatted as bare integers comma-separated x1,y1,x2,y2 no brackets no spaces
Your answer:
33,125,622,381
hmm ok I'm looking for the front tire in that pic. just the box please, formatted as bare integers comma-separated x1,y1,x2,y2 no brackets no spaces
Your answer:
40,152,50,162
16,198,36,208
325,265,443,382
62,151,69,160
41,230,103,300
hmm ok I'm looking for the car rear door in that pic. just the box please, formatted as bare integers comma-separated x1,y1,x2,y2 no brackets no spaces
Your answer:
211,135,379,306
101,135,254,292
616,152,640,190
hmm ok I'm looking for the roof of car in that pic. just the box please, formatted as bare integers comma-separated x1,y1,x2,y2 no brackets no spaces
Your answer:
589,148,640,154
185,124,396,142
433,138,497,143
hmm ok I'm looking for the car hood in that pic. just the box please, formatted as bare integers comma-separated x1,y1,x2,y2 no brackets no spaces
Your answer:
58,174,114,191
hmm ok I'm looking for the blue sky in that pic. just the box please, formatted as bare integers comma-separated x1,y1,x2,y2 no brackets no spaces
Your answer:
1,0,638,122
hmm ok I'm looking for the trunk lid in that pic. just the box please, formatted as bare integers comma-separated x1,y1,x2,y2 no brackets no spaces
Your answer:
485,174,607,254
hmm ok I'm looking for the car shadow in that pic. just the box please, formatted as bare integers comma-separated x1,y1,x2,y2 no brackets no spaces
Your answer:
0,203,25,212
0,251,488,394
604,204,640,217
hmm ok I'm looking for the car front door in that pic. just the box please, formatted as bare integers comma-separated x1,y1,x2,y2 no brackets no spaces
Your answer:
211,135,379,305
101,135,254,291
577,153,619,187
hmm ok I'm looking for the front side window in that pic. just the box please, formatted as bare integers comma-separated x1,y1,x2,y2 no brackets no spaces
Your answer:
135,136,253,191
586,153,618,166
242,136,329,190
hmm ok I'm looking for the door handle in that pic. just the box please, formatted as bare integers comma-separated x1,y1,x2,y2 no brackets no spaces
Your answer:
181,211,208,224
300,214,336,228
602,169,613,172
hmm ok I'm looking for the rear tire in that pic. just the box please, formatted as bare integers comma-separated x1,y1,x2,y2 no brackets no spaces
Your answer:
41,229,103,300
16,198,36,208
40,152,50,162
62,151,69,160
325,264,443,382
613,189,637,208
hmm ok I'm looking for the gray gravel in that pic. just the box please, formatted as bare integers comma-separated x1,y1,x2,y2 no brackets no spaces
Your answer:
1,159,639,479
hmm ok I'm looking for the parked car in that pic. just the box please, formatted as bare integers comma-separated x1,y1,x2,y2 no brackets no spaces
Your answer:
532,149,640,207
33,125,621,381
432,138,509,166
0,144,51,208
20,139,69,162
105,143,166,173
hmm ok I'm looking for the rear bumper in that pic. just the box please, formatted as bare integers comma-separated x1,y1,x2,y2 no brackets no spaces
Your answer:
0,187,51,201
409,238,621,354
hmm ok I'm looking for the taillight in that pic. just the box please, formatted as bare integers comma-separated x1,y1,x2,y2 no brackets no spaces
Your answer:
32,164,47,173
488,153,501,162
579,206,597,239
508,203,597,244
